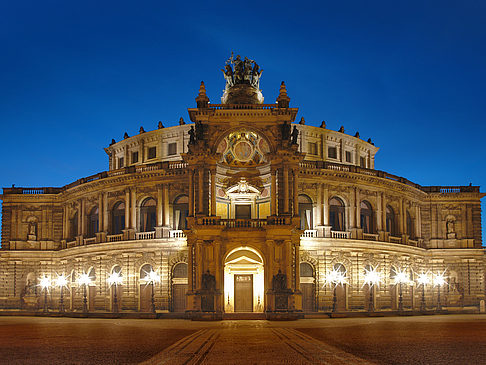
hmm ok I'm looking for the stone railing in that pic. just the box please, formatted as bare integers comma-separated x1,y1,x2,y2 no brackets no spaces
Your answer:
169,230,186,238
107,234,124,242
221,219,267,228
298,161,480,193
301,229,318,238
83,237,97,245
331,230,350,239
136,231,155,240
389,235,402,244
363,233,379,241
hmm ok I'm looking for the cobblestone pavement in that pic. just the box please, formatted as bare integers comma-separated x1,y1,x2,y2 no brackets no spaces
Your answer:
141,321,373,365
0,315,485,364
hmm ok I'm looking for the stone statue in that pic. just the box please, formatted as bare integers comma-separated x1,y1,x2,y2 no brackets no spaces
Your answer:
28,222,37,241
110,139,116,146
202,270,216,291
338,126,344,133
124,132,129,139
223,53,263,90
179,117,185,125
195,121,204,141
281,121,291,141
24,279,36,295
320,121,326,128
447,219,455,234
291,126,299,144
354,131,360,138
188,126,196,145
272,269,287,292
233,54,244,84
251,62,263,89
139,126,145,134
222,64,234,89
158,121,165,129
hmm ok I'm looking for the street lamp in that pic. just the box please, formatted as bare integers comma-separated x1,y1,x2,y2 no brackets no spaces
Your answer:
393,269,409,312
416,272,430,312
143,269,161,313
107,271,123,313
39,276,51,313
363,266,381,313
325,267,348,312
78,273,92,313
55,274,69,313
433,271,447,312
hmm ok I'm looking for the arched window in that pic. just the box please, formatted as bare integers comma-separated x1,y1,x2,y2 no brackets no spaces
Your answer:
329,197,345,231
406,211,414,239
390,266,398,281
140,264,153,281
360,201,373,234
87,207,99,238
70,211,78,240
112,202,125,235
386,205,397,236
334,263,346,275
298,195,313,230
88,267,96,282
173,195,189,230
173,262,188,278
300,262,314,277
140,198,157,232
112,265,122,276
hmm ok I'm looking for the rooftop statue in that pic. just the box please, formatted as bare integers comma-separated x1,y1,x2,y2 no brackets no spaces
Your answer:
221,52,264,104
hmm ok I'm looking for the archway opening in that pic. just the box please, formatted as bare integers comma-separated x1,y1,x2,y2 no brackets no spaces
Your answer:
224,247,264,313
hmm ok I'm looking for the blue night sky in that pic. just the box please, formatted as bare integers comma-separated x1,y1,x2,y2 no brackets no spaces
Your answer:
1,0,485,243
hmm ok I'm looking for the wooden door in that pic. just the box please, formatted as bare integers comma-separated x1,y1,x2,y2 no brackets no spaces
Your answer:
234,275,253,312
335,284,346,311
300,283,315,312
88,286,96,311
172,284,187,312
140,284,152,312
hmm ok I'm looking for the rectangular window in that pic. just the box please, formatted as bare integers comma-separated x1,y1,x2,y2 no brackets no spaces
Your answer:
131,151,139,164
118,157,124,169
360,156,366,168
345,151,352,163
148,147,156,159
328,146,337,159
308,142,317,155
168,142,177,156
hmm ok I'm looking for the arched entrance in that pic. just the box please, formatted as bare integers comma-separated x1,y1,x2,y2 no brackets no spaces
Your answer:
224,247,264,313
300,262,316,312
171,263,188,312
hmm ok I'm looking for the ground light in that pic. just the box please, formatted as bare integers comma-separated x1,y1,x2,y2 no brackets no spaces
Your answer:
416,272,430,312
363,266,381,312
78,273,92,313
325,268,348,312
433,271,447,312
55,274,69,313
107,271,123,313
393,268,410,312
39,276,51,313
142,270,161,313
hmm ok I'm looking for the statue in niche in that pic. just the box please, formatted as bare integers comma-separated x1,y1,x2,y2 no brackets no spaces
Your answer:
188,126,196,145
201,270,216,292
28,221,37,241
195,121,205,141
272,269,287,292
446,217,456,239
291,126,299,145
281,121,291,141
24,279,36,295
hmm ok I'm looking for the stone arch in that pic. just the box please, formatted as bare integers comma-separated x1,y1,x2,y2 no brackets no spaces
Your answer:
211,125,275,156
298,194,313,230
329,196,346,231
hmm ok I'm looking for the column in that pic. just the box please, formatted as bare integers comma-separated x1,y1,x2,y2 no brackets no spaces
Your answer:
283,166,289,213
130,189,137,230
415,205,422,238
125,189,130,229
198,167,204,214
163,184,170,225
271,168,277,216
381,193,386,231
103,193,109,232
376,192,383,231
316,184,323,226
210,169,216,216
98,193,103,232
292,169,299,216
323,185,329,226
62,205,67,239
157,185,163,227
399,198,404,234
80,199,85,235
355,188,360,229
189,170,194,216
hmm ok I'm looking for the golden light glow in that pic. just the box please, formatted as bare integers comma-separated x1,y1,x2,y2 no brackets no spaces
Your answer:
107,271,123,287
433,271,447,287
363,266,381,287
393,268,410,285
55,274,68,288
142,270,160,284
78,273,92,286
39,276,51,290
416,272,430,286
325,268,348,288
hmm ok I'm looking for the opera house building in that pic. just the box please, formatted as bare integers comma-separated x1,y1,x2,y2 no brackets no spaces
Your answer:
1,56,484,319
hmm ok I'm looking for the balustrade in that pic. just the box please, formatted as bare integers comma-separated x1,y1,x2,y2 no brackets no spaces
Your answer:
363,233,379,241
389,235,402,244
169,230,186,238
135,231,155,240
301,229,318,238
331,230,350,239
83,237,97,245
107,234,124,242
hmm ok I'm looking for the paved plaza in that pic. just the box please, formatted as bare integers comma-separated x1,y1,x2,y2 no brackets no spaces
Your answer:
0,315,485,364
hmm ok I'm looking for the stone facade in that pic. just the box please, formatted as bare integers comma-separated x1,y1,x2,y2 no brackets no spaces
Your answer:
0,58,484,317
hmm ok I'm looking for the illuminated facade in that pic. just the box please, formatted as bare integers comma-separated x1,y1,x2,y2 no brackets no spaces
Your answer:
1,56,485,318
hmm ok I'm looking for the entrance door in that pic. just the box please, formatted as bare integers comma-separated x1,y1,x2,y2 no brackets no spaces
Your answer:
301,283,315,312
235,205,251,219
234,274,253,312
140,284,152,312
173,284,187,312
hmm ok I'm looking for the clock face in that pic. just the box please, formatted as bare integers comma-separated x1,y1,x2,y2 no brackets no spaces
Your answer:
217,130,269,166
